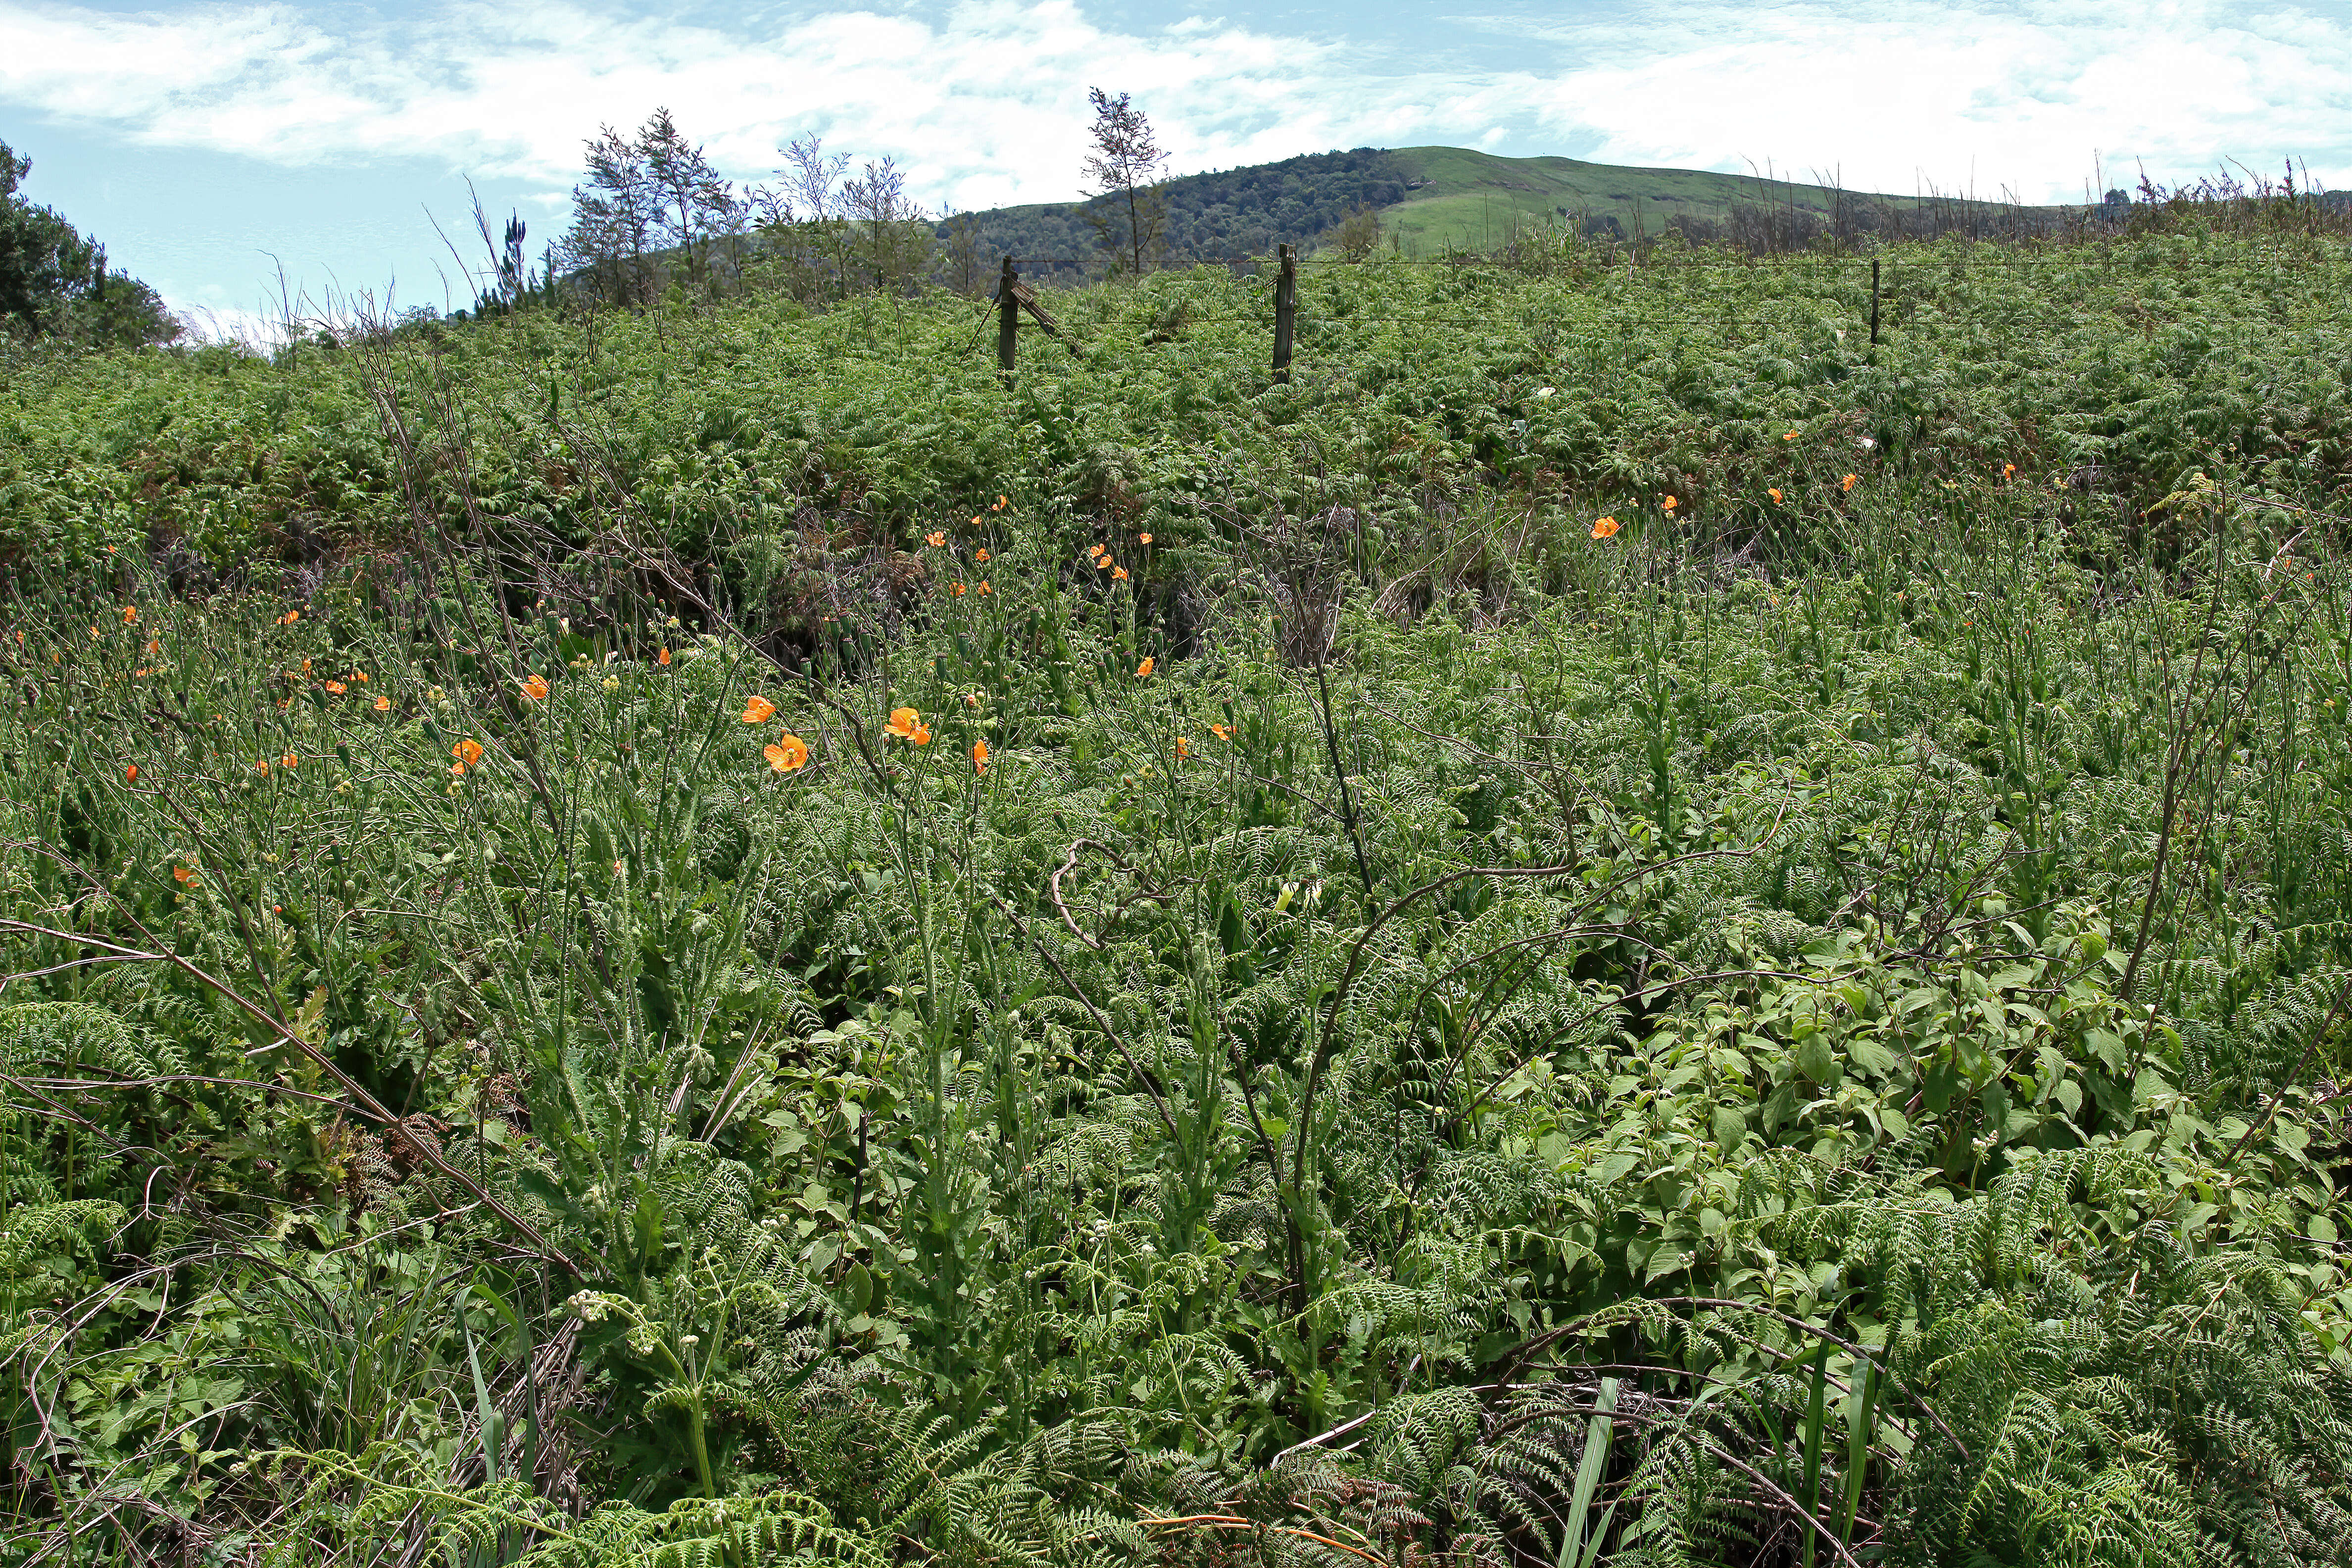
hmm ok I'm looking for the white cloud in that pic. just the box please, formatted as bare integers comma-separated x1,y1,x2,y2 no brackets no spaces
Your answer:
3,0,2349,217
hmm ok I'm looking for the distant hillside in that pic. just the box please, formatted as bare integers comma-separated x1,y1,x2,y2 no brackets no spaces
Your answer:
938,148,1406,283
934,145,2092,283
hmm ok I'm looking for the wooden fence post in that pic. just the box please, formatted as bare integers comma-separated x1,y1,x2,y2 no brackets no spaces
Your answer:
1273,244,1296,385
998,256,1018,384
1869,258,1881,346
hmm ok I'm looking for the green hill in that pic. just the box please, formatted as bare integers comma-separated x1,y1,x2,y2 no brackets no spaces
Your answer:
939,144,2082,280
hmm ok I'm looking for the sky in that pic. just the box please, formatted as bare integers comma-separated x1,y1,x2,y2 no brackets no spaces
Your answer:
4,0,2351,334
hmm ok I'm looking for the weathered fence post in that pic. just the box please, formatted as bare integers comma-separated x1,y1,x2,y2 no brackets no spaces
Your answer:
998,256,1018,384
1272,244,1296,385
1869,258,1881,346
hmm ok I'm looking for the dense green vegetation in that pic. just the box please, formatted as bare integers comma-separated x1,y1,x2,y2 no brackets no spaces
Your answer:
10,219,2352,1565
0,139,176,348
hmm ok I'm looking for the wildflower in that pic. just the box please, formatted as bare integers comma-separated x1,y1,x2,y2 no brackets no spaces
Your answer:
1783,431,1799,441
301,659,312,675
971,515,982,526
453,739,485,771
742,694,778,724
281,752,298,770
602,675,620,692
978,581,991,595
428,686,447,703
325,681,347,695
925,531,947,548
994,494,1007,510
125,764,139,783
2002,463,2016,480
374,694,391,711
1176,735,1191,760
523,674,550,701
254,759,270,775
764,734,810,773
1096,555,1112,571
951,582,967,596
1136,657,1155,678
657,648,671,666
1590,516,1620,539
1840,473,1858,492
1088,543,1105,558
1768,488,1783,503
884,706,925,740
1139,532,1153,545
972,738,989,775
173,865,195,885
963,692,981,708
1662,495,1678,512
975,548,990,563
1113,566,1129,581
144,639,158,656
120,605,138,624
1210,722,1232,741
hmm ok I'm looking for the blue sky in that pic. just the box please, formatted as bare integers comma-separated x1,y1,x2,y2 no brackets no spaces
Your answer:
5,0,2351,335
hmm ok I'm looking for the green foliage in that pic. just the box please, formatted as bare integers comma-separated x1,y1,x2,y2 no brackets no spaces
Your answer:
0,138,177,348
8,229,2352,1562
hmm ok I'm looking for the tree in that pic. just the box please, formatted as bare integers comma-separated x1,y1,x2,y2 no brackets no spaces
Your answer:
563,124,660,306
0,139,175,345
561,110,737,307
1081,88,1168,276
841,155,931,293
638,108,736,294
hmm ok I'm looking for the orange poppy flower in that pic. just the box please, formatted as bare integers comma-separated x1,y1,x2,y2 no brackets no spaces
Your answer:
950,583,967,596
1095,555,1112,571
994,494,1007,510
1590,516,1620,539
1783,431,1799,441
2002,463,2016,480
1088,543,1104,558
1136,657,1155,678
523,674,550,701
657,647,671,666
1176,735,1191,760
1661,495,1678,511
925,531,947,548
125,764,139,783
765,734,810,772
1840,473,1858,492
373,694,391,711
281,752,299,770
352,671,367,683
1113,566,1129,581
1210,722,1232,741
975,547,990,563
279,610,299,625
884,706,924,740
120,605,138,624
173,865,195,885
978,581,991,595
1139,532,1153,544
1768,488,1782,503
453,739,485,769
254,759,270,775
742,694,778,724
325,681,347,695
972,738,989,775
